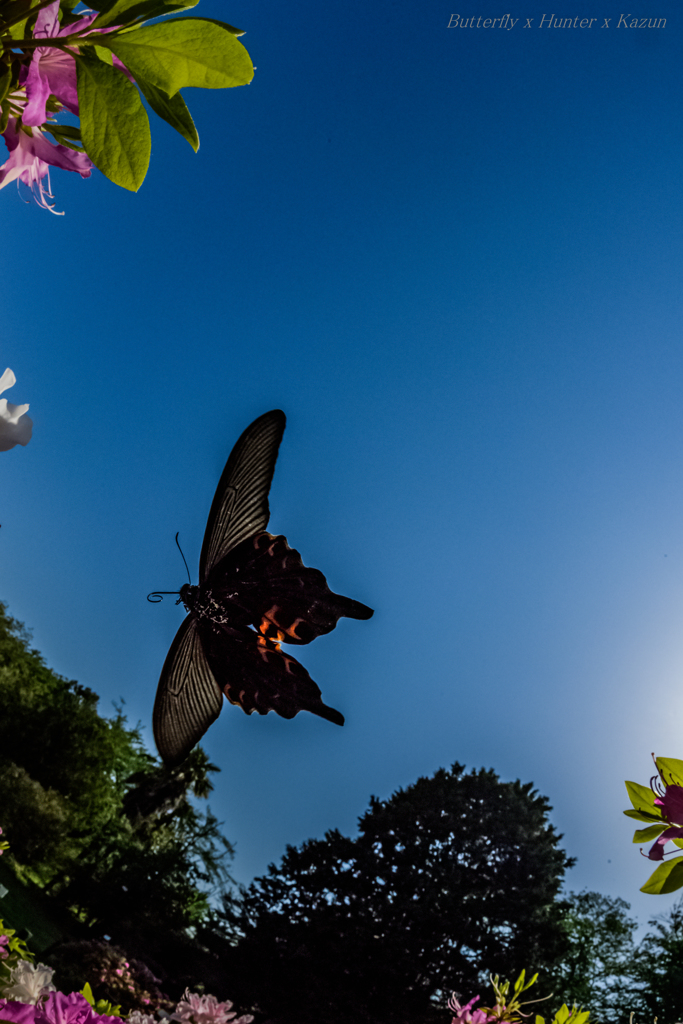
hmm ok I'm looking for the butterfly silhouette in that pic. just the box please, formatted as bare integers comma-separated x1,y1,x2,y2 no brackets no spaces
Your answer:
151,410,373,767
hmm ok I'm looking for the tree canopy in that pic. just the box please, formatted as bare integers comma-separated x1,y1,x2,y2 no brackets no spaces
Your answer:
0,601,236,1000
224,763,575,1024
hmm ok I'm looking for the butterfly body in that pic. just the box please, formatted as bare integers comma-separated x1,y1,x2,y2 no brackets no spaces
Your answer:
152,412,373,767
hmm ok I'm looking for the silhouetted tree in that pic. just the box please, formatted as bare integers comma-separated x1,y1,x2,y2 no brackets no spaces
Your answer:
550,890,637,1023
0,601,238,1000
629,898,683,1022
224,763,574,1024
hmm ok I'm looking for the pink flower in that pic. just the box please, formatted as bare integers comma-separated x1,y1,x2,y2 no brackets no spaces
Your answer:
448,995,496,1024
0,935,10,960
172,991,253,1024
0,1000,41,1024
0,116,92,213
20,0,98,126
647,769,683,861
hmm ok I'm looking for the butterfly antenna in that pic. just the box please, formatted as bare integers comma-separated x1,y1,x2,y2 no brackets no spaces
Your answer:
147,591,181,603
147,533,192,603
175,532,192,585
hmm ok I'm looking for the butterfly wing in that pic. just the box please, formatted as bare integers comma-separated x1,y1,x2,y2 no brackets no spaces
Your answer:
153,614,224,767
207,532,374,644
198,621,345,726
199,409,286,583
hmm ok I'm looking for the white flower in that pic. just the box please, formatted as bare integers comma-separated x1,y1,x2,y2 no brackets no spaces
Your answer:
128,1012,158,1024
0,368,33,451
2,961,56,1003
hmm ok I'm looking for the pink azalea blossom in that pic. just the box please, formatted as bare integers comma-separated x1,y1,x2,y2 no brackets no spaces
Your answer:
448,995,496,1024
20,0,98,126
172,990,253,1024
0,368,32,451
0,935,10,959
35,992,118,1024
0,999,42,1024
0,116,92,212
647,768,683,861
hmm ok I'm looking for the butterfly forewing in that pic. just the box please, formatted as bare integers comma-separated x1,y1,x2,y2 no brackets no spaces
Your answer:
199,410,286,583
153,615,224,767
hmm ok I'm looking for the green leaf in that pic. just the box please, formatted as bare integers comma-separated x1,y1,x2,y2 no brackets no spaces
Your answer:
93,45,113,64
94,18,253,96
0,63,11,105
76,48,151,190
3,0,43,38
625,780,661,817
641,854,683,894
633,824,667,843
655,757,683,787
624,807,663,823
136,77,199,151
81,983,95,1007
91,0,198,31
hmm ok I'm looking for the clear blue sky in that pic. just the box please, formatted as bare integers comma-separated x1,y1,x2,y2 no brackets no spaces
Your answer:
2,0,683,929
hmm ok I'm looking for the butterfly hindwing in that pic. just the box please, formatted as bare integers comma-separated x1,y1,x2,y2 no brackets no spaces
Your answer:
199,410,286,583
153,614,224,767
198,620,345,726
206,532,373,644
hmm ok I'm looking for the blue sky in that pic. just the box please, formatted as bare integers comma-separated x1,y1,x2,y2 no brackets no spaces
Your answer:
2,0,683,929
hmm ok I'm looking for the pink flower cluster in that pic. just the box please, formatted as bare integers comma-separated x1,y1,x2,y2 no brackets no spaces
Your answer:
0,0,93,212
170,990,253,1024
646,770,683,861
0,991,119,1024
448,994,496,1024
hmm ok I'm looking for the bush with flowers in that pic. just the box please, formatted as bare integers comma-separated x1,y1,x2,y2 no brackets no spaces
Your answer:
0,829,253,1024
448,970,589,1024
44,941,172,1017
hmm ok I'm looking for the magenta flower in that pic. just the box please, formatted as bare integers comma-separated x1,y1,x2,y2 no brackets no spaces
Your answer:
647,772,683,861
20,0,98,126
0,999,41,1024
0,935,10,960
0,116,92,212
448,995,495,1024
32,992,118,1024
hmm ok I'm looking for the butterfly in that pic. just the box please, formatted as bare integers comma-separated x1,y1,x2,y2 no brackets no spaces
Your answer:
151,410,373,767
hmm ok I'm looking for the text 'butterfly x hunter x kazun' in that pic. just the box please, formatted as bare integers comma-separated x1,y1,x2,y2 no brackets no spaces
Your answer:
150,410,374,767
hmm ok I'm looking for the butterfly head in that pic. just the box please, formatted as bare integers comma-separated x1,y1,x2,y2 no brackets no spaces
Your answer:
179,583,198,612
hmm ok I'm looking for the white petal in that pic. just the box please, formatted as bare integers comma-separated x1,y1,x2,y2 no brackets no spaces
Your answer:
0,368,16,396
0,399,32,451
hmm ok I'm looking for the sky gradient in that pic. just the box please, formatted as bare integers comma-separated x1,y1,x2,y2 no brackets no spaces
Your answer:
2,0,683,929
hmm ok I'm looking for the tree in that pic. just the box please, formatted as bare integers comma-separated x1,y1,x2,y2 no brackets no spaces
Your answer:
224,763,574,1024
628,897,683,1021
0,601,238,1000
549,891,637,1023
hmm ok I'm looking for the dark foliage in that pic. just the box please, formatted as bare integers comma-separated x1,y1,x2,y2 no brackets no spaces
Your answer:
223,763,574,1024
628,897,683,1021
0,601,239,1004
549,890,637,1023
46,939,173,1014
